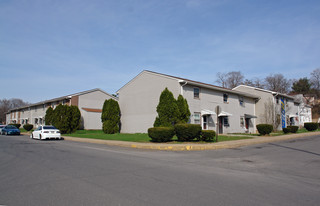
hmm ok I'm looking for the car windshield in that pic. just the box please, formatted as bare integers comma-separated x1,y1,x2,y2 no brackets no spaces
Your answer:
43,126,57,130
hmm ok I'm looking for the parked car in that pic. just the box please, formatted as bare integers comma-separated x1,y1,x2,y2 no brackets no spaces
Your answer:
0,125,6,133
31,125,61,140
1,125,20,135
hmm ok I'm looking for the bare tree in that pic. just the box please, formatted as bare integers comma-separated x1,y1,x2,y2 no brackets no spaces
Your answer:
226,71,244,88
310,68,320,91
0,98,29,124
216,71,244,89
261,98,281,130
253,77,265,89
216,72,227,88
264,73,291,93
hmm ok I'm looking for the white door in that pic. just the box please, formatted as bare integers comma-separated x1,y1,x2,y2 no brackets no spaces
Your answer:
203,115,208,130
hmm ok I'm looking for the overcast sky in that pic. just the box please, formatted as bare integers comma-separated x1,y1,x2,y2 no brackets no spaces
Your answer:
1,0,319,103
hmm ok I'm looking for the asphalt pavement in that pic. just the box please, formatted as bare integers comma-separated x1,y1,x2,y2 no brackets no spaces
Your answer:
0,134,319,206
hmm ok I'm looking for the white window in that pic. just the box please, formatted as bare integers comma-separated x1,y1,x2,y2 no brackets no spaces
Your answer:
194,113,200,124
240,117,244,127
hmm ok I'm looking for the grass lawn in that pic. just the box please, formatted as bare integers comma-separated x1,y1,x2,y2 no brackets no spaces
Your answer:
19,128,34,133
63,130,253,143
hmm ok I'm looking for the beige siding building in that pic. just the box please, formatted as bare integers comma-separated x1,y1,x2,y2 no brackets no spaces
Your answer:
117,70,259,134
6,88,117,130
233,85,300,130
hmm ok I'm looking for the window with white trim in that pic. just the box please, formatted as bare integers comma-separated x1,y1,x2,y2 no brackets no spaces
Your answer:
194,112,200,124
240,116,244,127
223,117,229,126
239,96,244,106
223,94,228,103
194,88,200,99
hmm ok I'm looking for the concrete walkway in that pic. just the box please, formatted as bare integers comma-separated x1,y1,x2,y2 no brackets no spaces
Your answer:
62,131,320,151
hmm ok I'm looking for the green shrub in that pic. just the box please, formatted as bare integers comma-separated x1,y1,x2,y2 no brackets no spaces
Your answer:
283,128,290,134
23,124,33,131
51,104,81,134
101,99,121,134
174,124,202,141
154,88,179,127
45,107,54,125
256,124,273,135
304,122,318,131
9,123,21,128
103,120,119,134
148,127,175,142
201,130,216,142
287,126,299,133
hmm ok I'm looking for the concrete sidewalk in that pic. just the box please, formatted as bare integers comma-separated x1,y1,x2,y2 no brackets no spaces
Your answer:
62,131,320,151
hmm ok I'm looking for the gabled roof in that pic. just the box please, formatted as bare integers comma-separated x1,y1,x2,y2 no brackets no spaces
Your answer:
233,85,295,100
8,88,117,112
117,70,260,99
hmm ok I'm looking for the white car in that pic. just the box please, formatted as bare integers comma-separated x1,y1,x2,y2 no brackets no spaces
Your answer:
31,125,61,140
0,125,6,133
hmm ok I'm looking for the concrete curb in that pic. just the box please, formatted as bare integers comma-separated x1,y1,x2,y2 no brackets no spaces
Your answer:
62,131,320,151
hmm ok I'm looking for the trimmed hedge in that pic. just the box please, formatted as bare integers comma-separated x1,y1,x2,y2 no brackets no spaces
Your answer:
201,130,216,142
287,126,298,133
23,124,33,131
9,123,21,129
283,128,290,134
148,127,175,142
175,124,202,141
256,124,273,135
304,122,318,131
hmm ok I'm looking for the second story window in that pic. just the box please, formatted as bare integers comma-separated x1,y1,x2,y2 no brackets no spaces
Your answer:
239,96,244,106
194,88,200,99
223,94,228,103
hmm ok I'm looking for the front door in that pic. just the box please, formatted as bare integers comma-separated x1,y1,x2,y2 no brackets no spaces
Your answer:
203,115,208,130
245,118,249,129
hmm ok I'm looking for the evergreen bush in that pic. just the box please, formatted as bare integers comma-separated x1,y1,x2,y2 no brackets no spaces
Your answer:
304,122,318,131
287,126,299,133
154,88,179,127
256,124,273,135
51,104,81,134
23,124,33,131
148,127,175,142
201,130,216,142
69,105,81,133
9,123,21,128
174,124,202,141
101,99,120,134
282,128,290,134
176,95,191,124
45,107,54,125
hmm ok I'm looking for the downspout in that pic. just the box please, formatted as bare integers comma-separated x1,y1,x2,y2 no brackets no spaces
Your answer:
274,92,279,129
179,80,188,95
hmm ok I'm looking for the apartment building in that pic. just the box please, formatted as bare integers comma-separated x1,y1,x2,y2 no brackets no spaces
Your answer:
6,88,117,130
117,70,259,134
